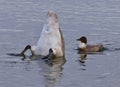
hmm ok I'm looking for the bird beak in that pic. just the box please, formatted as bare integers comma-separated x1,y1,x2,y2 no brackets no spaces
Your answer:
76,38,81,41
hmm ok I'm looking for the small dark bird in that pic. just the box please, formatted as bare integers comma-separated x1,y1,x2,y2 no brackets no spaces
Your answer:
77,36,104,52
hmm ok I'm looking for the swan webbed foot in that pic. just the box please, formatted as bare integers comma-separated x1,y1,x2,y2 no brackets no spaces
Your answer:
20,45,31,55
42,48,55,59
42,48,55,66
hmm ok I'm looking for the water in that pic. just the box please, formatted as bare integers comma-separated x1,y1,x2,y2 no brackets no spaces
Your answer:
0,0,120,87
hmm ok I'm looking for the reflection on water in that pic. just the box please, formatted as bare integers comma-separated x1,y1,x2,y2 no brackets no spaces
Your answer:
80,53,87,64
44,57,66,87
21,55,66,87
39,57,66,87
77,51,87,70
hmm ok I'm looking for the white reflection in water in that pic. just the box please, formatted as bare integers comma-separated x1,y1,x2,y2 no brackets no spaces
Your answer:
21,55,66,87
38,57,66,87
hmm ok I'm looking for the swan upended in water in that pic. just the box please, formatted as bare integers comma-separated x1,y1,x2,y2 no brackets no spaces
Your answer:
21,11,65,58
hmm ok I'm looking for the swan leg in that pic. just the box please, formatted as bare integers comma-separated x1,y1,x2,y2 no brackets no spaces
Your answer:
42,48,55,66
42,48,55,59
21,45,33,55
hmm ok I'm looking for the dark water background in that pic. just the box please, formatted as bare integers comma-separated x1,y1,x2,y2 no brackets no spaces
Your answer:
0,0,120,87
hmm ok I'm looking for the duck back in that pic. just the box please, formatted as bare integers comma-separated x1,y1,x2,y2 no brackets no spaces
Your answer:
86,44,104,52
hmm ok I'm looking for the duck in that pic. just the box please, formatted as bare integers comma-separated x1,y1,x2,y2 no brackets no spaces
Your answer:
77,36,104,52
20,11,65,58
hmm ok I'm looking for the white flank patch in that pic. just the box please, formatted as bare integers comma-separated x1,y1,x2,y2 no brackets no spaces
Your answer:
79,42,87,48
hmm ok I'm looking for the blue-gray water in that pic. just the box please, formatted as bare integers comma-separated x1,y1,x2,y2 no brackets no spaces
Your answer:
0,0,120,87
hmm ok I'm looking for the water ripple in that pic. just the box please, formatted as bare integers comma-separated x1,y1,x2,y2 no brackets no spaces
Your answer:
0,29,24,32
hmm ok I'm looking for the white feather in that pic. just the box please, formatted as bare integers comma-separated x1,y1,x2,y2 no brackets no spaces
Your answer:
31,11,63,56
79,42,87,48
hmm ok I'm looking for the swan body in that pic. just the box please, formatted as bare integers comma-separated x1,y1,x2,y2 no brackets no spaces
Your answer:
21,11,65,57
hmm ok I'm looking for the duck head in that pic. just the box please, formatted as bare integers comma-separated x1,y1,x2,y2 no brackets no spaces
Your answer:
77,36,87,44
77,36,87,49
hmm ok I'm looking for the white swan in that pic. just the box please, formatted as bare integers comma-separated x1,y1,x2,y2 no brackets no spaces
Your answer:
21,11,65,58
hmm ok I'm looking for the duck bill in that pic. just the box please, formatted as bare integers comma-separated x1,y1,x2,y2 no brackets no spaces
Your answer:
76,38,81,41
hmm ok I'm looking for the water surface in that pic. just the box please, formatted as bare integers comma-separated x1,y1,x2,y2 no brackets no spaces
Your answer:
0,0,120,87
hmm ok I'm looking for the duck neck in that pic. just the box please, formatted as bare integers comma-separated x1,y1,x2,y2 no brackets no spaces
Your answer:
79,42,87,49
